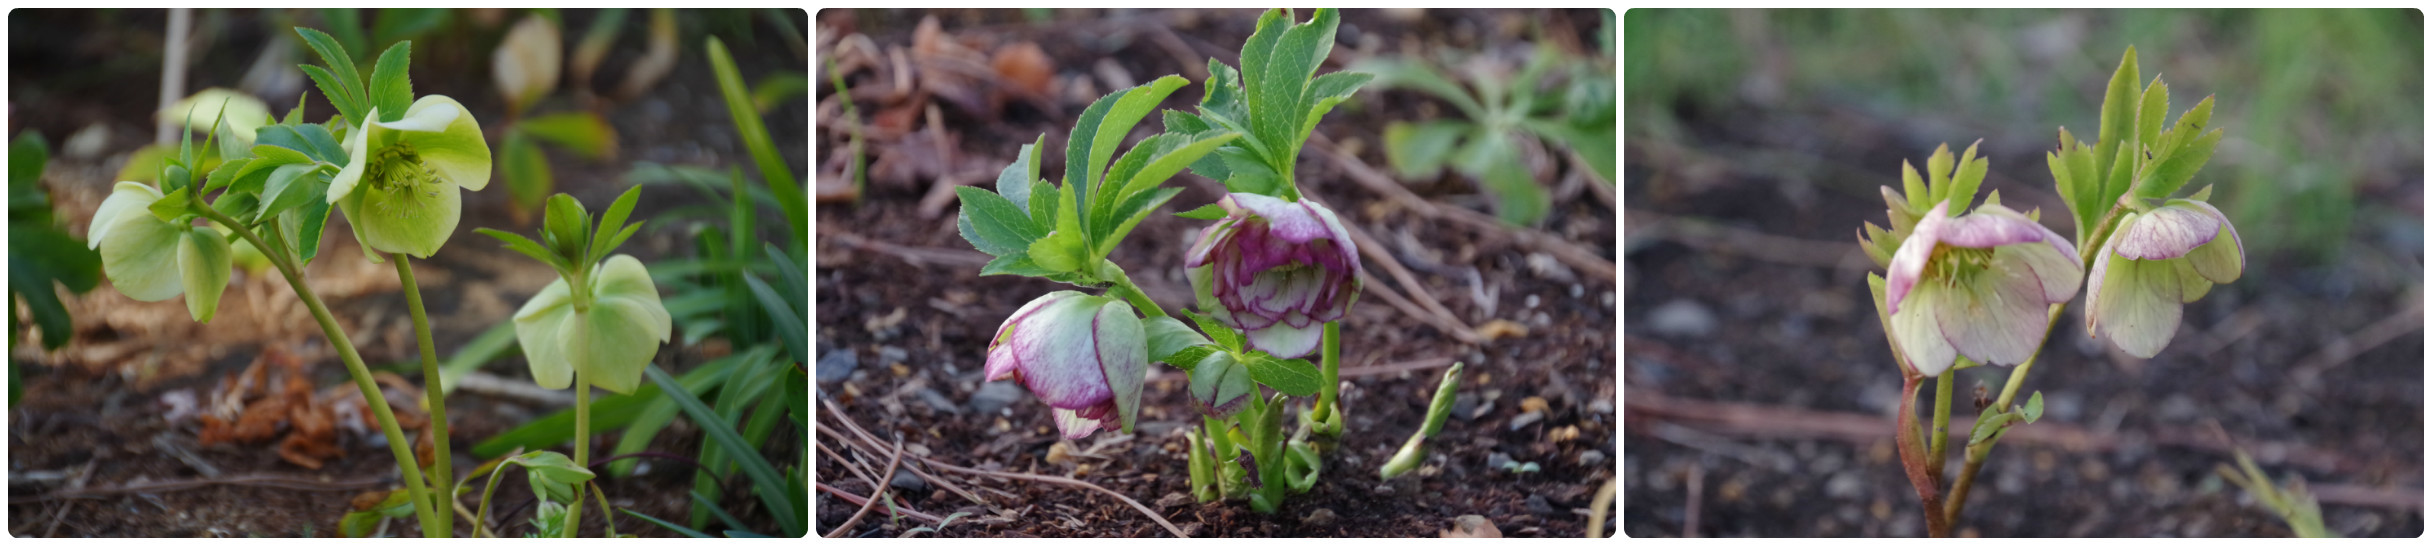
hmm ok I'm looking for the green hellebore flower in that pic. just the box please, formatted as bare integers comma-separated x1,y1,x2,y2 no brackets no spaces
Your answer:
2086,199,2244,358
86,182,234,322
1884,202,2083,377
328,95,491,261
512,255,672,394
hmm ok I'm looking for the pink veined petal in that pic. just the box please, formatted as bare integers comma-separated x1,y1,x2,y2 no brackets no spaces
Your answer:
1301,198,1364,275
2172,199,2244,284
2084,212,2129,335
983,342,1020,382
1184,217,1241,268
2093,253,2183,358
1934,260,2052,365
1091,301,1146,435
1246,322,1325,359
1013,297,1115,410
1973,204,2079,264
2112,204,2219,260
1996,241,2084,304
1229,193,1331,243
1050,407,1104,439
1890,282,1957,377
1884,201,1952,316
1937,204,2056,249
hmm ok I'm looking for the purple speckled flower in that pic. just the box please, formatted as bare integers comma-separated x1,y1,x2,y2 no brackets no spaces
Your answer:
982,291,1145,439
1184,193,1363,358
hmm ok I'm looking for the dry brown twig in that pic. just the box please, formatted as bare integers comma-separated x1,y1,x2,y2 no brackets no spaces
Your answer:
827,437,907,538
1313,134,1617,281
821,397,1189,537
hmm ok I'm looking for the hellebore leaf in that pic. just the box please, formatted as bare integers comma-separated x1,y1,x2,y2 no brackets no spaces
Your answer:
2095,47,2139,189
1217,147,1283,196
294,27,368,124
1027,182,1061,231
1102,133,1185,217
1063,89,1121,218
1967,406,2021,446
978,253,1059,278
367,42,414,123
1161,345,1219,371
203,157,250,194
1184,310,1244,354
1092,186,1183,260
997,137,1044,217
1143,315,1214,363
176,227,233,323
1027,230,1086,274
1188,350,1253,418
2023,391,2045,424
2135,75,2168,154
956,186,1044,257
542,193,592,262
1089,76,1192,201
1925,143,1953,203
1948,140,1988,213
477,228,568,272
590,185,644,264
1241,352,1320,397
283,198,334,263
1900,160,1929,212
254,162,327,223
503,130,555,214
1383,120,1469,180
2133,128,2222,201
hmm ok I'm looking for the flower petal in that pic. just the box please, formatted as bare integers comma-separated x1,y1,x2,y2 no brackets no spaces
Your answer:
1245,322,1325,359
1884,201,1951,316
2083,212,2128,335
1092,300,1146,434
581,255,673,394
176,227,233,323
1935,260,2049,365
1228,193,1330,243
2172,199,2243,284
393,95,492,192
2093,255,2182,358
1995,242,2083,304
352,173,463,258
88,182,163,251
1890,283,1957,377
95,214,185,302
2112,203,2218,260
1937,203,2060,250
328,109,376,205
2175,260,2213,303
513,278,578,390
1050,407,1105,439
1014,296,1115,410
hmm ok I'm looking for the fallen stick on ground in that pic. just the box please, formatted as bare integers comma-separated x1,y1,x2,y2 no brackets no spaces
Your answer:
821,397,1190,537
10,473,389,504
817,482,944,524
1624,388,2416,508
827,437,907,538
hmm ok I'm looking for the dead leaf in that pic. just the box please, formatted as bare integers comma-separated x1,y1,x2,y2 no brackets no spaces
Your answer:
990,42,1055,98
1440,514,1503,538
615,8,679,101
1477,319,1530,340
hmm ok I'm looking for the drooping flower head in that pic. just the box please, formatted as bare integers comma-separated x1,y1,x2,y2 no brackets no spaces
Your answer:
1184,193,1362,358
983,291,1147,440
512,254,673,394
328,95,490,261
2086,199,2243,358
1884,202,2084,377
87,181,233,322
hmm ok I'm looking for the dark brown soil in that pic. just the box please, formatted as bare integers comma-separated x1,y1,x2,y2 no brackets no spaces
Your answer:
811,8,1618,538
8,8,809,537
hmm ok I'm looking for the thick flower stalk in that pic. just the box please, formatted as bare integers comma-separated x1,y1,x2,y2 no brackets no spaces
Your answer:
1884,201,2083,377
328,95,490,261
2086,199,2243,357
1184,193,1362,359
983,291,1147,439
87,181,233,322
512,254,674,395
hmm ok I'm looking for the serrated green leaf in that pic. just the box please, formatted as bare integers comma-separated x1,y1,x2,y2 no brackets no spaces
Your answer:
2103,142,2138,207
1297,71,1369,140
2047,151,2086,237
149,186,192,223
475,227,567,271
282,91,308,126
2134,128,2221,200
1100,133,1185,219
2094,46,2139,187
2166,96,2216,155
1383,120,1468,180
1217,146,1282,196
1183,311,1243,353
1063,90,1121,225
955,186,1043,256
1247,9,1339,174
1088,76,1192,203
254,124,345,164
1949,141,1988,212
520,112,620,160
2135,75,2168,154
285,198,333,263
253,163,326,223
366,42,413,123
1110,131,1239,210
590,185,643,263
2063,138,2100,228
202,157,250,193
1163,108,1212,134
1027,230,1085,273
295,27,368,123
1241,352,1321,397
211,187,260,222
1092,187,1184,259
1144,315,1213,363
998,136,1044,217
1174,202,1226,220
1027,182,1060,230
1924,143,1953,203
1900,160,1928,212
297,64,361,128
978,253,1058,277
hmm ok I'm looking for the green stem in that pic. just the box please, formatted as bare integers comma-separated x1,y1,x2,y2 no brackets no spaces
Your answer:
1103,266,1169,319
392,254,454,536
1314,322,1341,422
212,214,439,537
1928,372,1953,479
566,376,590,537
1942,302,2066,525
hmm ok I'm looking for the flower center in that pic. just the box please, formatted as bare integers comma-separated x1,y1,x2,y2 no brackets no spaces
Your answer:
365,142,442,193
1928,246,1998,285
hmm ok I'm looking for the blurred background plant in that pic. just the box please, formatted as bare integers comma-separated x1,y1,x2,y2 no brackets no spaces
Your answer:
1626,9,2422,267
9,132,104,406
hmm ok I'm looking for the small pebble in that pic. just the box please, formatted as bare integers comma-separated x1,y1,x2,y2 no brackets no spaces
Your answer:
1524,495,1553,515
1302,508,1338,526
1156,492,1192,508
1648,299,1717,337
915,388,960,414
1508,411,1544,431
1372,484,1395,495
969,381,1027,414
890,468,927,491
1577,449,1606,467
1485,451,1513,470
1824,472,1862,499
815,349,859,384
877,345,909,365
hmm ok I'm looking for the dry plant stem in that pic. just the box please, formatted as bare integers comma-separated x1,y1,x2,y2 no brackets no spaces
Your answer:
1338,219,1479,343
817,423,985,506
825,437,905,538
392,254,455,536
1315,134,1617,280
821,398,1188,537
9,473,388,503
815,483,944,523
203,208,442,537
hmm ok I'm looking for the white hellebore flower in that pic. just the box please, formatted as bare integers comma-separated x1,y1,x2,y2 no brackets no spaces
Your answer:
328,95,491,261
1884,202,2083,377
87,182,234,322
512,255,672,394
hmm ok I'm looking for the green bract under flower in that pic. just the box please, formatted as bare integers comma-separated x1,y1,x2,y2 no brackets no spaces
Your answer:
2086,199,2244,358
329,95,491,261
87,181,233,322
1884,202,2083,376
512,254,672,394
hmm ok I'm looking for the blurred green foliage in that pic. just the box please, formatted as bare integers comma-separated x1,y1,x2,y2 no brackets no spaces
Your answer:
1626,9,2422,265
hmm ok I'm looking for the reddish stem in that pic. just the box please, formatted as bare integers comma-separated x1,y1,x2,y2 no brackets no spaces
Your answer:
1894,372,1952,537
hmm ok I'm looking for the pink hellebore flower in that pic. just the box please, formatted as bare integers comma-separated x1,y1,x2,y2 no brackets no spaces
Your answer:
983,291,1147,439
1184,193,1362,358
2086,199,2243,358
1886,202,2084,377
